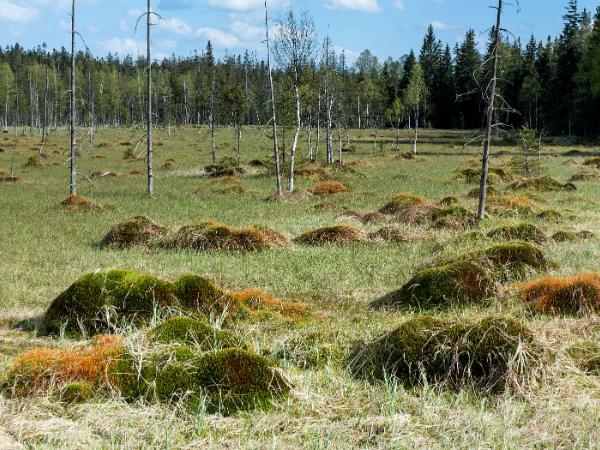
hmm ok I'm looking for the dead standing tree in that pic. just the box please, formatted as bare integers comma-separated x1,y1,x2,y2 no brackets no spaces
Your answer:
477,0,520,219
69,0,77,196
265,0,283,196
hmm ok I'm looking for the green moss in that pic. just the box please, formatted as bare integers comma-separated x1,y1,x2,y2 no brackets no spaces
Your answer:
149,317,249,350
567,341,600,375
113,347,290,415
172,275,250,319
537,209,562,222
59,381,95,403
41,270,176,336
374,260,495,309
439,196,459,206
510,176,576,192
471,242,552,281
100,216,167,249
487,223,547,244
552,230,594,242
352,316,540,393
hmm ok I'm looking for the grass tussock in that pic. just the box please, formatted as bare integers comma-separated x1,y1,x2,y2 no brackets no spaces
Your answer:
338,210,387,225
396,202,440,225
567,341,600,375
59,195,103,212
164,220,288,252
521,273,600,316
100,216,167,249
510,176,576,192
552,230,594,242
487,194,537,216
312,181,348,195
295,224,368,246
487,223,548,244
149,317,249,350
351,316,543,394
368,225,421,243
431,205,477,229
379,192,427,215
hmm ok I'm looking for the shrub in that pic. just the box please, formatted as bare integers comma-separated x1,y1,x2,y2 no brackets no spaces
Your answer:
312,181,348,195
521,273,600,316
432,205,477,229
351,316,541,393
567,341,600,375
24,156,43,168
149,317,248,350
510,176,576,192
295,225,368,246
163,221,288,252
113,347,290,415
60,195,103,212
2,335,123,397
41,270,177,336
487,223,547,244
373,261,494,309
379,193,427,215
100,216,166,248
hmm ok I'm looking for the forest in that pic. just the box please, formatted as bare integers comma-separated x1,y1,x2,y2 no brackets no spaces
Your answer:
0,0,599,137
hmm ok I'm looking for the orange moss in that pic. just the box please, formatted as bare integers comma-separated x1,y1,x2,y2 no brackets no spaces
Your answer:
3,335,123,397
60,195,103,212
521,273,600,316
312,181,348,195
295,167,328,180
230,289,310,321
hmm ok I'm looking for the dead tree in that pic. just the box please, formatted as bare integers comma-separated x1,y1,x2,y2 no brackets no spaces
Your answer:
477,0,505,220
146,0,154,195
265,0,282,196
69,0,77,196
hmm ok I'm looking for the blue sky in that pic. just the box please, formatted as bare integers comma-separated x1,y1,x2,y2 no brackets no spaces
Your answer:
0,0,598,62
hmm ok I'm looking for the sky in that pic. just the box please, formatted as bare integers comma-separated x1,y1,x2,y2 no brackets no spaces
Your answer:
0,0,599,63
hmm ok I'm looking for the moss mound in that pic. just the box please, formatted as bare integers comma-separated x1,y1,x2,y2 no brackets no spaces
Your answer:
41,270,177,336
24,155,43,168
510,176,576,192
230,289,309,321
163,221,288,252
295,225,368,246
396,202,440,225
569,172,600,182
583,157,600,167
471,242,551,280
467,186,499,198
457,168,480,183
60,195,103,212
368,225,416,243
379,193,427,215
351,316,541,393
312,181,348,195
537,209,562,222
149,317,248,350
567,341,600,375
487,223,547,244
439,196,459,206
205,164,245,177
59,381,95,403
374,261,494,309
114,347,290,415
488,194,536,215
100,216,167,249
432,205,477,229
2,335,123,397
295,167,328,180
521,273,600,316
552,230,594,242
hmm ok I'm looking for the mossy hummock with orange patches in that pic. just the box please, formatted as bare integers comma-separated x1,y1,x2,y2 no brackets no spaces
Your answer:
2,335,123,397
431,205,477,229
60,195,103,212
311,181,348,195
351,316,542,393
295,224,368,246
521,273,600,316
510,176,576,192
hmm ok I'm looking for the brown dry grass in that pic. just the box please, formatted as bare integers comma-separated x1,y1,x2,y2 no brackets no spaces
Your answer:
312,181,348,195
230,289,310,321
59,195,103,212
295,224,368,246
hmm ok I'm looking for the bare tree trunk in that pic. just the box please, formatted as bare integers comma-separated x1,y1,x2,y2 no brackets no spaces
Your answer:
288,79,301,192
265,0,282,196
326,93,333,163
412,105,419,155
357,95,361,129
146,0,154,195
477,0,502,220
236,122,241,165
42,65,49,146
69,0,77,196
307,113,313,160
210,68,216,163
315,91,321,161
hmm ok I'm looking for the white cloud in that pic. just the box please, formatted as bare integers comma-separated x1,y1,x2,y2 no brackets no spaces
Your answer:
393,0,405,11
0,0,39,23
101,37,145,56
159,17,193,35
324,0,381,13
195,28,240,48
429,21,463,31
204,0,288,10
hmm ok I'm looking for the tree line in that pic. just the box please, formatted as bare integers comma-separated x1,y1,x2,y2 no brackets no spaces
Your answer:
0,0,599,140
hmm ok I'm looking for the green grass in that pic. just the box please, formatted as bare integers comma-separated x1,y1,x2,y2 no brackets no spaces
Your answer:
0,126,599,448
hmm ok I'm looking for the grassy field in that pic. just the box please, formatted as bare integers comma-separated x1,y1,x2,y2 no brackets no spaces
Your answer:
0,126,599,449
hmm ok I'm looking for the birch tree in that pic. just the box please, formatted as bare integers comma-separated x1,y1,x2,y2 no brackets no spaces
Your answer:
275,8,316,192
69,0,77,196
403,62,427,155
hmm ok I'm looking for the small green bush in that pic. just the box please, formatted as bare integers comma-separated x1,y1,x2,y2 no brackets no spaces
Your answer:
149,317,248,350
351,316,542,393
